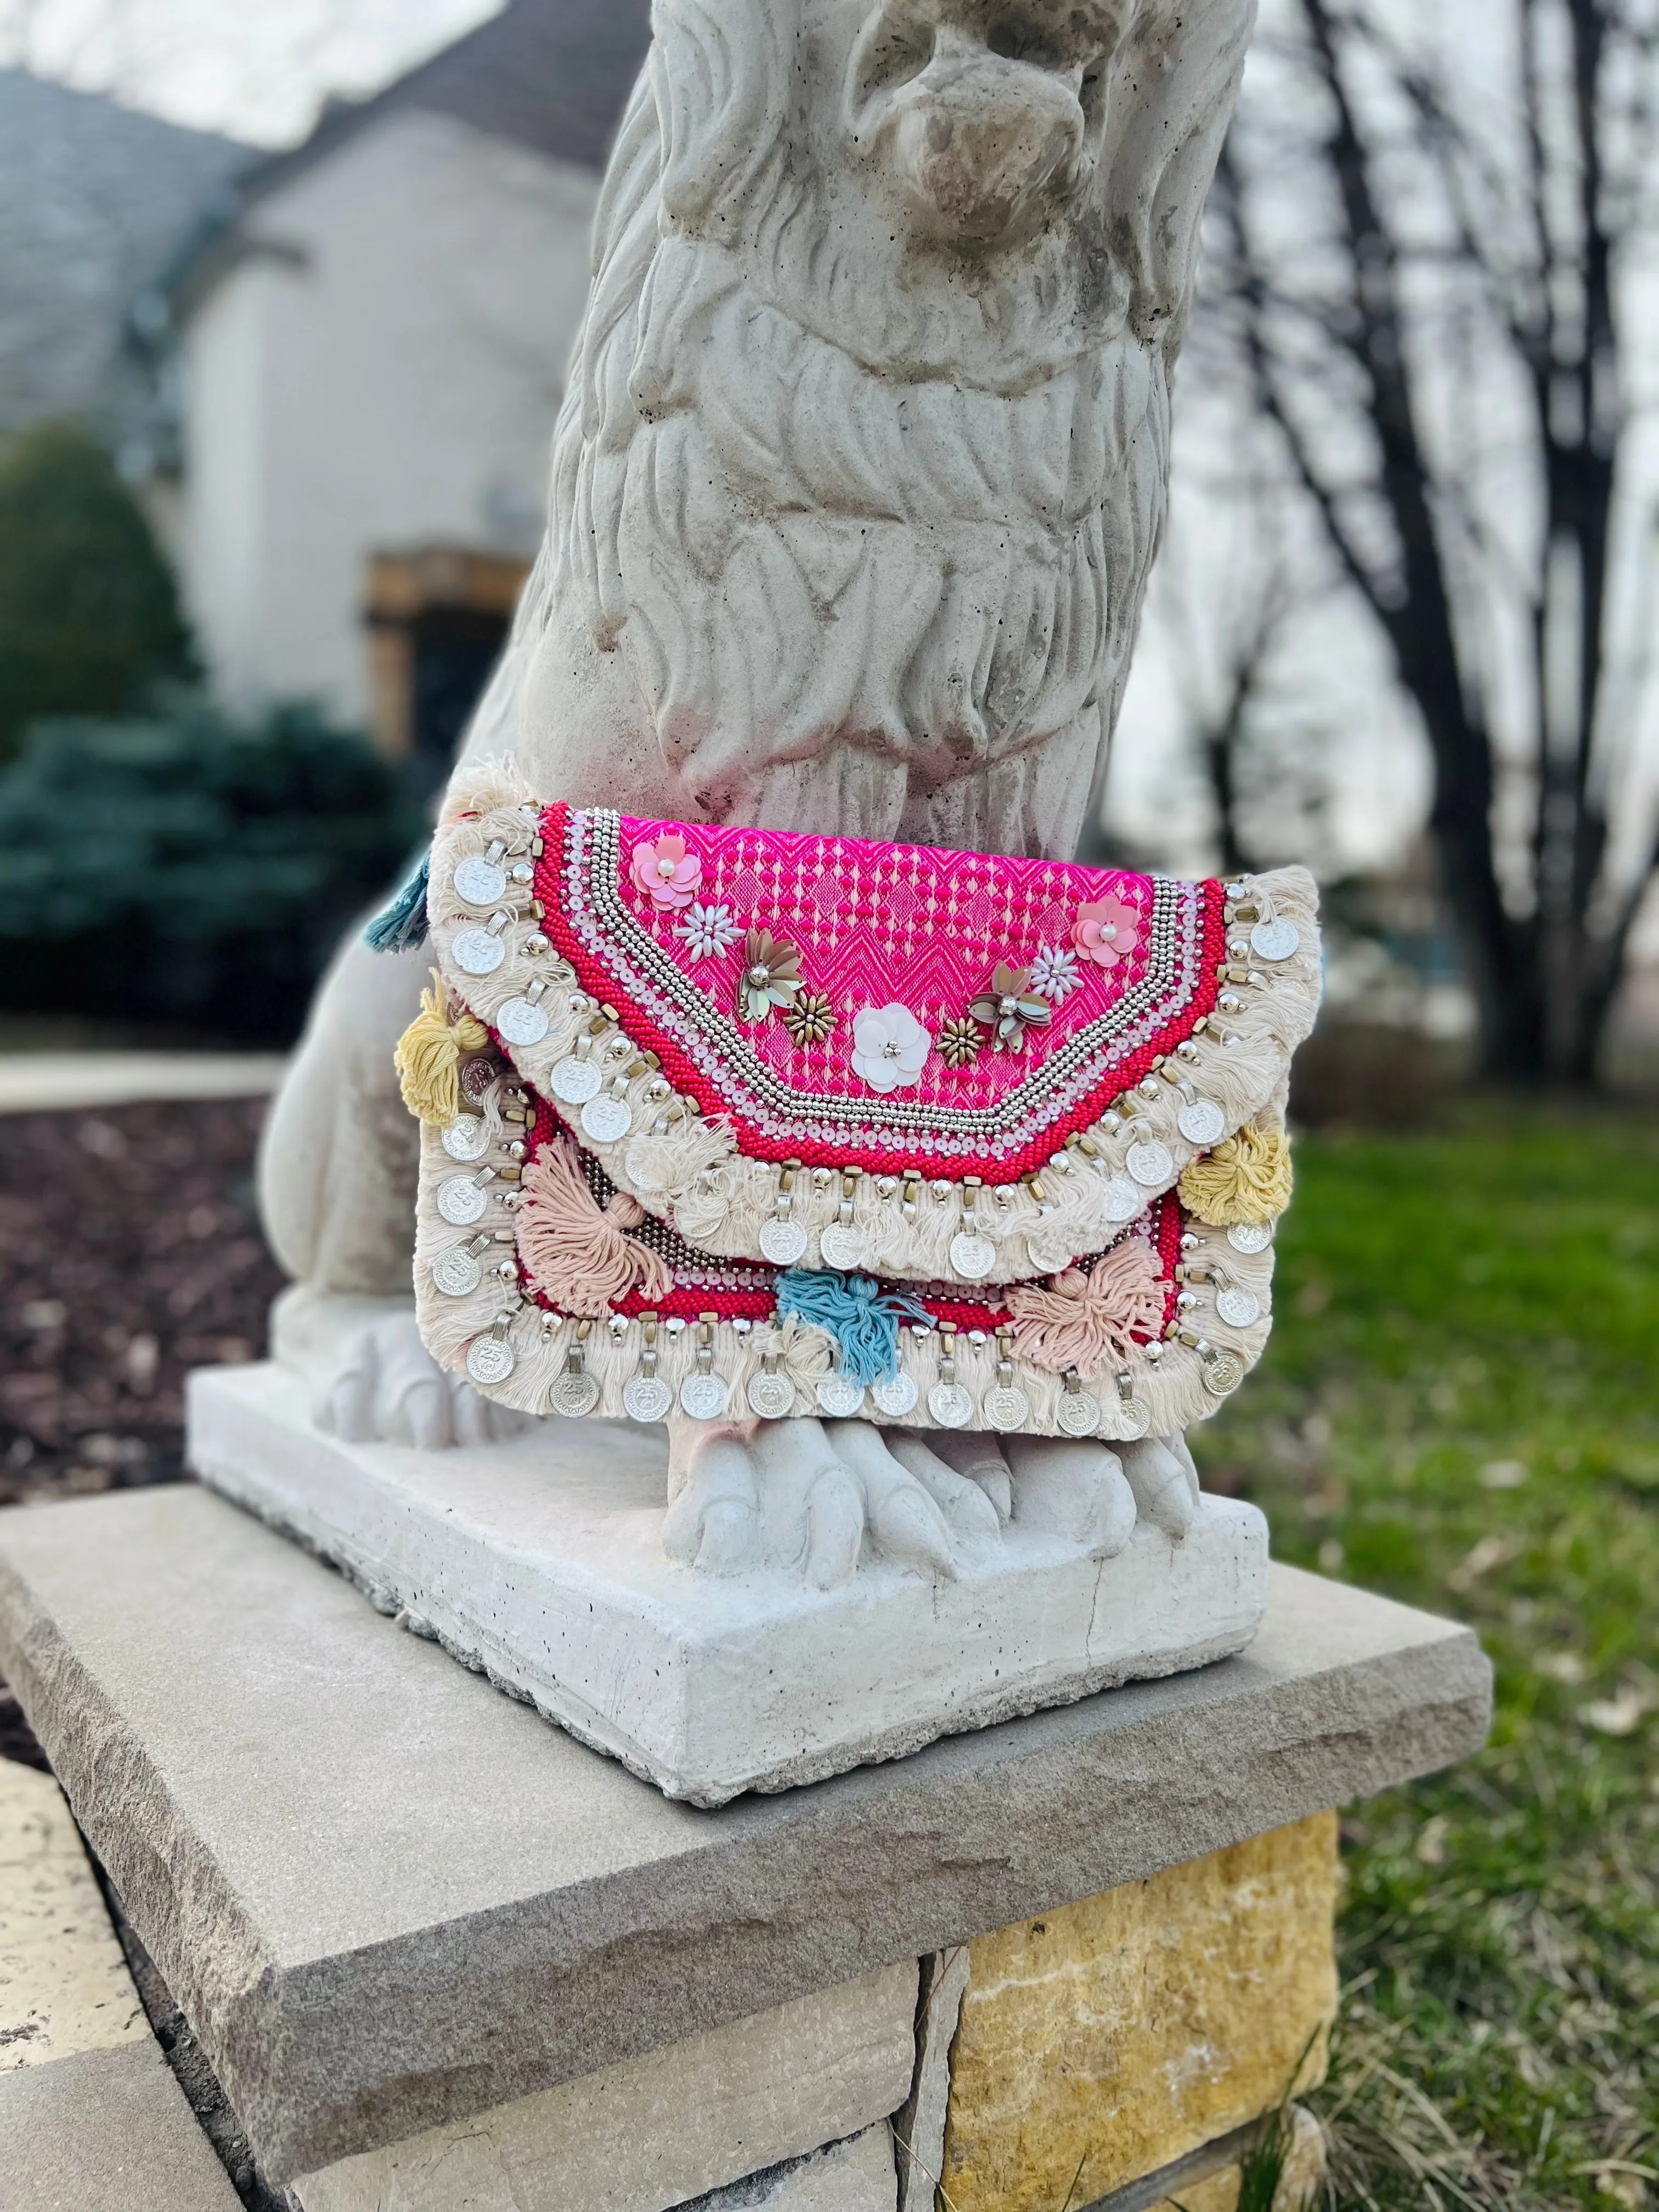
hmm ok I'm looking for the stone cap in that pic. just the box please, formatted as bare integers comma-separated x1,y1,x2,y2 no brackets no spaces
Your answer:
0,1486,1490,2182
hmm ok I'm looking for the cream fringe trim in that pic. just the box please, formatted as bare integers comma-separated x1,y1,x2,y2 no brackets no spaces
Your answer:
426,792,1321,1293
414,1127,1277,1441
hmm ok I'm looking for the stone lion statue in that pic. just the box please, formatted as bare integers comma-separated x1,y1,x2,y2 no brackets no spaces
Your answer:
259,0,1259,1583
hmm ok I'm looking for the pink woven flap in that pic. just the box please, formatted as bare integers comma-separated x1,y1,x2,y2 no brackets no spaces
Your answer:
427,788,1321,1293
533,803,1226,1178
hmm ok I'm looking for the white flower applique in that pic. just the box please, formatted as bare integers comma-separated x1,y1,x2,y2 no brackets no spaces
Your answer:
850,1003,931,1093
675,901,740,960
1029,943,1081,1003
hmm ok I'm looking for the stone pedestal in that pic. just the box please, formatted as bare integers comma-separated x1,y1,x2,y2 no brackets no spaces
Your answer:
186,1363,1270,1807
0,1485,1489,2206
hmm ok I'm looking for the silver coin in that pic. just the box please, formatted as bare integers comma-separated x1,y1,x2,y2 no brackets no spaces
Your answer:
983,1384,1030,1434
466,1335,515,1386
462,1056,501,1108
550,1057,601,1105
496,996,550,1047
679,1372,730,1420
1115,1394,1153,1439
1216,1286,1262,1329
1202,1351,1245,1396
1250,918,1300,962
437,1175,487,1226
1056,1389,1101,1438
817,1224,865,1271
551,1369,601,1417
1177,1099,1227,1147
1227,1220,1276,1255
928,1381,974,1428
1126,1139,1175,1187
949,1230,997,1280
758,1218,808,1266
453,854,506,908
1026,1239,1077,1277
580,1094,633,1144
815,1374,866,1418
870,1372,919,1418
431,1246,482,1297
1104,1175,1144,1223
746,1370,795,1419
452,926,506,977
623,1374,674,1423
441,1114,490,1163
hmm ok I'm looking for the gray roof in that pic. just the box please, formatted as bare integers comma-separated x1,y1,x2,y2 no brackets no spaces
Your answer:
0,69,253,450
163,0,654,324
252,0,653,190
156,0,651,334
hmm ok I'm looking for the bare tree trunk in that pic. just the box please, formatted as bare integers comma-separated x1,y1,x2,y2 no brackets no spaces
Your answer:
1213,0,1659,1086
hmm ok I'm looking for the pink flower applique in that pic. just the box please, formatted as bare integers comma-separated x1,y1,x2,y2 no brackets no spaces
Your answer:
1073,892,1141,970
631,832,702,910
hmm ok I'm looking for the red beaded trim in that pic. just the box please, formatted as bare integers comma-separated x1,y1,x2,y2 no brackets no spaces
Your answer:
530,804,1227,1185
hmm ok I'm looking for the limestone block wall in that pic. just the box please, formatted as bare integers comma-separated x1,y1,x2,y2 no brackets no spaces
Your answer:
938,1814,1340,2212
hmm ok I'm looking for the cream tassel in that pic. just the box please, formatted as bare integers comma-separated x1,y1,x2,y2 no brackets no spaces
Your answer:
516,1141,673,1316
624,1109,735,1196
670,1154,765,1249
394,972,490,1126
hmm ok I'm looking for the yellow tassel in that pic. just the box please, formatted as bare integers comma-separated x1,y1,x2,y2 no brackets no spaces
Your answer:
1177,1118,1293,1227
394,972,490,1126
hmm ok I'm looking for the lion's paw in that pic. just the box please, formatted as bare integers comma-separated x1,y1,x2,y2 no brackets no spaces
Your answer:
314,1311,532,1451
662,1416,1002,1587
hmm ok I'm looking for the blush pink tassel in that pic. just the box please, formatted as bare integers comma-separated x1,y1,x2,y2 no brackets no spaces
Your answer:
1006,1240,1169,1379
517,1141,674,1316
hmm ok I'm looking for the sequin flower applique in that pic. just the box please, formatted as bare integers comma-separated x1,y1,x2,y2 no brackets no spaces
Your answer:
1029,944,1081,1004
783,990,836,1047
675,901,740,959
736,930,803,1022
935,1015,983,1069
968,963,1053,1053
1072,893,1140,970
632,832,703,910
851,1003,930,1092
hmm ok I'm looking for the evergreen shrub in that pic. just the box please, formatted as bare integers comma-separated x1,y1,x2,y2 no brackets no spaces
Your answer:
0,422,195,759
0,702,424,1041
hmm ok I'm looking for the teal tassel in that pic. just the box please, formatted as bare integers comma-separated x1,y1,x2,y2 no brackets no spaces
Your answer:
774,1269,930,1385
364,853,429,951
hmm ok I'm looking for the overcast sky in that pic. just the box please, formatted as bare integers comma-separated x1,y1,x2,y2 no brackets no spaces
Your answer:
5,0,1655,933
0,0,500,143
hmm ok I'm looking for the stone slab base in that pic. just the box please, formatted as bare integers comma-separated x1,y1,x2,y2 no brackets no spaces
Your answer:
187,1362,1270,1805
0,1485,1490,2179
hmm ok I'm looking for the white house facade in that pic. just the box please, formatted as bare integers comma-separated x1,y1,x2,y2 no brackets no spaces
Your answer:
159,0,648,743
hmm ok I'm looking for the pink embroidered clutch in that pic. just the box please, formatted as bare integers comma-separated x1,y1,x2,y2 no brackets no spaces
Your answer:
403,782,1321,1438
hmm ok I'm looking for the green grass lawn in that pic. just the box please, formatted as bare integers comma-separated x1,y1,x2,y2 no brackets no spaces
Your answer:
1192,1103,1659,2211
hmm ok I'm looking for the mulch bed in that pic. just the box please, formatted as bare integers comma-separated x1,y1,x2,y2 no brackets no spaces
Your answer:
0,1096,285,1510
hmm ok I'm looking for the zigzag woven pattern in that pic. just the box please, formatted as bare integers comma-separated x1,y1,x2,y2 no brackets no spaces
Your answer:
535,803,1227,1176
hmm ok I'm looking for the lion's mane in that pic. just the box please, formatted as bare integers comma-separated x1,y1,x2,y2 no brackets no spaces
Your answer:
494,0,1254,857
